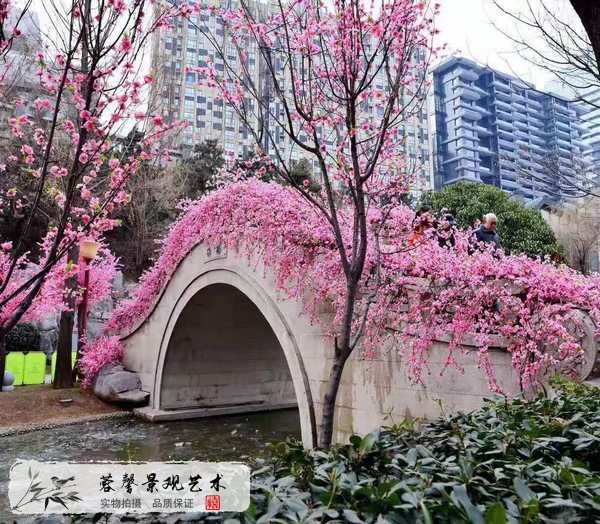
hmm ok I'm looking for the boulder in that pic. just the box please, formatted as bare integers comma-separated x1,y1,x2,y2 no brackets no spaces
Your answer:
2,370,15,392
35,313,60,358
93,362,149,406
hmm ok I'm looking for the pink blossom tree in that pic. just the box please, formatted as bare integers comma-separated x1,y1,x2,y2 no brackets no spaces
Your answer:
0,0,187,386
101,180,600,447
173,0,440,448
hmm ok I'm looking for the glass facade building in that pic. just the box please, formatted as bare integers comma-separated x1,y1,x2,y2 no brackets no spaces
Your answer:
579,89,600,175
433,57,587,199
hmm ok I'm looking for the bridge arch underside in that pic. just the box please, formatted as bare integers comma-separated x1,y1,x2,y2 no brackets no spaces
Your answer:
159,283,298,414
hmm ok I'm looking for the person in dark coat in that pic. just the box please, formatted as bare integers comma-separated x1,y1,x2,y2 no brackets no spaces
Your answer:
474,213,501,248
437,210,456,248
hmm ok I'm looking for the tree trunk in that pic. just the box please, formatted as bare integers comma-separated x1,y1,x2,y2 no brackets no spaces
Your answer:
0,336,6,392
53,247,78,389
54,310,75,389
570,1,600,69
73,262,90,382
319,354,349,448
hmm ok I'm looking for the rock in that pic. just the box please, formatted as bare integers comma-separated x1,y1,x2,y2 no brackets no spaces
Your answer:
3,370,14,386
37,314,59,358
93,363,149,407
117,390,149,404
2,370,14,391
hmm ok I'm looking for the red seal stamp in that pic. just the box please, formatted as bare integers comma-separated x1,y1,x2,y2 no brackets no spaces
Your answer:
205,494,220,511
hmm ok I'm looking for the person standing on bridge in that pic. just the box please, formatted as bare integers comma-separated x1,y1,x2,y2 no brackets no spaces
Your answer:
474,213,501,249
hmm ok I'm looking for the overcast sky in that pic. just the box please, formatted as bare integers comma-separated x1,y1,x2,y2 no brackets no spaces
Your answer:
27,0,586,97
435,0,583,95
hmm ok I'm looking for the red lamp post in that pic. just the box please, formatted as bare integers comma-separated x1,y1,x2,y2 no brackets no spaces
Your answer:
76,239,99,368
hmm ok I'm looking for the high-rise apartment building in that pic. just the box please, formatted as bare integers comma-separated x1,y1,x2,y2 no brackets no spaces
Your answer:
433,57,587,200
579,89,600,175
0,11,43,119
150,4,433,191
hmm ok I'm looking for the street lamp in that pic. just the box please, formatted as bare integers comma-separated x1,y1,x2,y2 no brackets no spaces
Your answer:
77,239,99,369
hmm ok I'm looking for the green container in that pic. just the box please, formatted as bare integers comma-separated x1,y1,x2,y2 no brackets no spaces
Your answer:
5,352,25,386
23,352,46,385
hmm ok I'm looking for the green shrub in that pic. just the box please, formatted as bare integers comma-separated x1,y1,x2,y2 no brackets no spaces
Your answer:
210,381,600,523
6,323,41,352
420,182,564,259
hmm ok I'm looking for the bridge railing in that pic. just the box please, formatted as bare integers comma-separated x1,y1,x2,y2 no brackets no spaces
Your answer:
390,276,599,381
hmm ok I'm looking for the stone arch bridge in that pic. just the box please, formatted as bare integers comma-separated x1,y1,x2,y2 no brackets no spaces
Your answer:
118,244,599,448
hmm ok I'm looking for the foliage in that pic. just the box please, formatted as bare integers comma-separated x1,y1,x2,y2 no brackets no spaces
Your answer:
208,382,600,523
230,154,320,192
0,241,118,327
420,182,563,259
179,139,225,199
102,180,600,395
189,0,440,447
79,335,123,387
5,323,40,352
288,159,321,193
0,0,187,349
229,152,279,184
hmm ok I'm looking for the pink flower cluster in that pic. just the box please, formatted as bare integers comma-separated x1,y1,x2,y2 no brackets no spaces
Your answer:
0,239,118,326
97,180,600,393
79,335,123,387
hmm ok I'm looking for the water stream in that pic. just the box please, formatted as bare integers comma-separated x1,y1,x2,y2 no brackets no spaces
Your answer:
0,409,300,523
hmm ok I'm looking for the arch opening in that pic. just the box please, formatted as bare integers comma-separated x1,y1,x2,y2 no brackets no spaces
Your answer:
160,283,298,412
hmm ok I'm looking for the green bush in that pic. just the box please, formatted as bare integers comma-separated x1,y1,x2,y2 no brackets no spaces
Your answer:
420,182,564,259
209,380,600,523
6,323,41,352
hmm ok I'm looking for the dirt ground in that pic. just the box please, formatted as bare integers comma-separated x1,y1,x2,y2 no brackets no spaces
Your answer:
0,385,127,431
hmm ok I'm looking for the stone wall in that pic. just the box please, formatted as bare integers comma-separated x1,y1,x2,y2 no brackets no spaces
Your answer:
542,198,600,274
160,283,296,410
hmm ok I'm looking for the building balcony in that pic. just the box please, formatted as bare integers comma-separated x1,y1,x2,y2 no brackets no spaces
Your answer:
555,118,571,130
456,81,488,96
528,114,545,125
515,129,529,140
555,126,571,139
496,119,513,132
530,134,546,147
554,136,571,148
495,90,512,102
492,79,511,92
476,125,493,136
494,98,512,112
500,178,521,190
526,99,542,110
551,103,572,117
457,108,483,121
512,93,526,103
456,68,479,82
529,142,545,154
457,87,481,101
494,109,512,122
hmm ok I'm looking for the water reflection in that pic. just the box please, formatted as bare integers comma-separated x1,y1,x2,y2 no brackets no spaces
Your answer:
0,409,300,522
